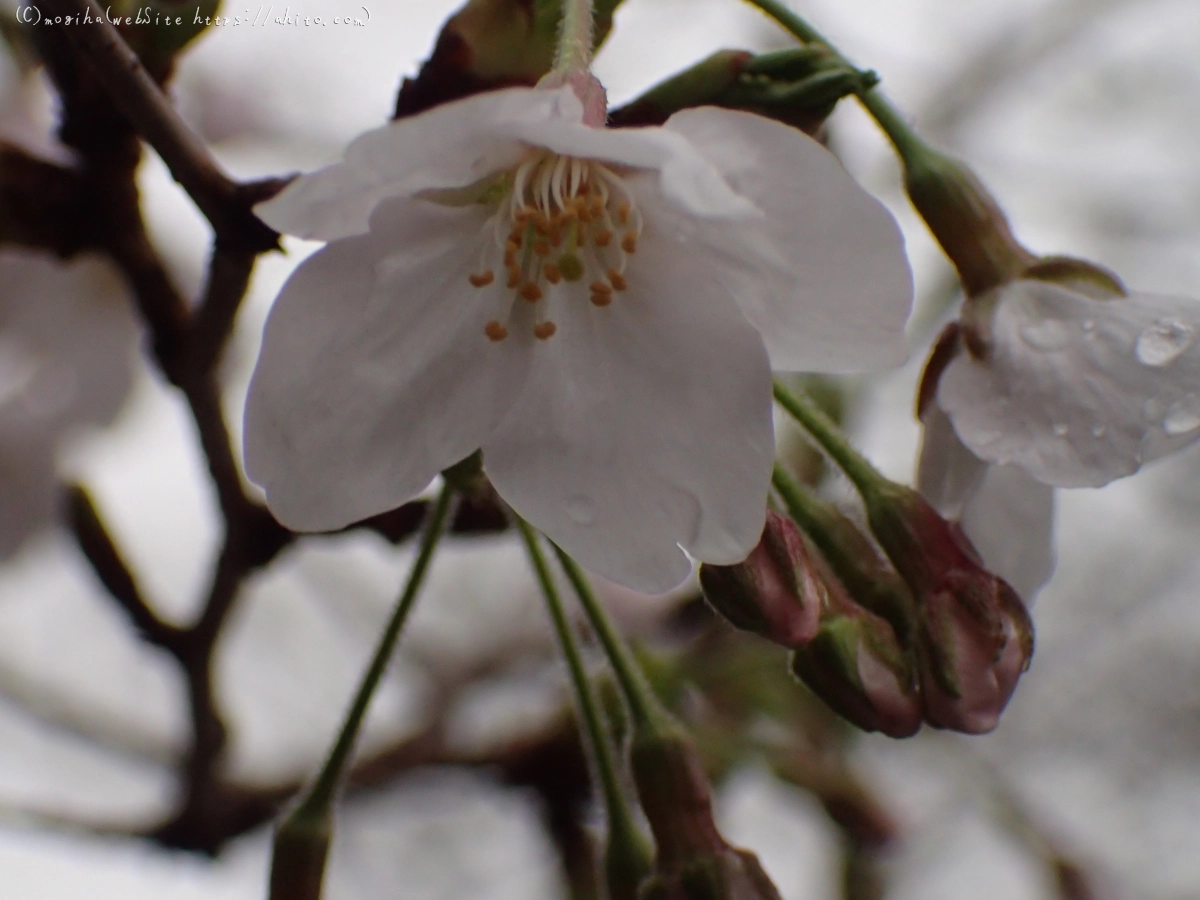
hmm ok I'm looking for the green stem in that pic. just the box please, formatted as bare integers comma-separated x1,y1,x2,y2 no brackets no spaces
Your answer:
297,483,454,814
551,545,675,737
771,462,834,538
554,0,597,75
773,379,882,495
516,518,653,886
742,0,930,162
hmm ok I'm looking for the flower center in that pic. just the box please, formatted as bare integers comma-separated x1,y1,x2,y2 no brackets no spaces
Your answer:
468,151,643,342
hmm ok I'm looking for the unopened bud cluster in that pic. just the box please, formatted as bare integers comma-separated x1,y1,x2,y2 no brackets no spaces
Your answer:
700,487,1034,736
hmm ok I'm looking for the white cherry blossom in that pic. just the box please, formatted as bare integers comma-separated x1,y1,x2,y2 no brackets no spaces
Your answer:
245,82,913,592
938,279,1200,488
0,250,138,559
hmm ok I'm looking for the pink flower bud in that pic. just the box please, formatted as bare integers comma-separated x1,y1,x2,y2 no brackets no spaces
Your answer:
698,511,823,648
916,567,1033,733
861,482,1034,733
791,608,922,739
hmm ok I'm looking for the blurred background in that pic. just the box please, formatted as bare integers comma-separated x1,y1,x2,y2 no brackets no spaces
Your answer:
0,0,1198,897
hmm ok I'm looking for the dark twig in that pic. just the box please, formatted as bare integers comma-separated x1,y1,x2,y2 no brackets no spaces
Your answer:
37,0,277,250
65,485,183,652
0,143,88,254
23,0,523,860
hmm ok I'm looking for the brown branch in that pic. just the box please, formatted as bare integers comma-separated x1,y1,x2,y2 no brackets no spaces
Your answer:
66,485,184,652
26,3,522,860
38,0,277,251
0,143,89,254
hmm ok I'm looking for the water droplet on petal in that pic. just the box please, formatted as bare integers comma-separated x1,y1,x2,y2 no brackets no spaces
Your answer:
1052,423,1070,437
566,495,597,525
1082,319,1096,333
1019,320,1075,351
1090,424,1107,438
1163,396,1200,436
1135,319,1194,366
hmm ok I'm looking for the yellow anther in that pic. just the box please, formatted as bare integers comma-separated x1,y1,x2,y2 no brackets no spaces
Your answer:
520,282,544,303
485,321,508,341
589,281,612,296
593,229,613,248
468,270,495,288
533,239,551,257
534,321,558,340
505,237,521,254
506,266,522,289
504,250,516,267
608,269,627,292
621,232,638,254
590,291,613,307
543,263,562,284
533,212,551,234
590,195,604,215
549,228,563,248
617,202,630,225
558,253,585,282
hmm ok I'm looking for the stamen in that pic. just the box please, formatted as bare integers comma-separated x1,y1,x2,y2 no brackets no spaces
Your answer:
482,154,642,332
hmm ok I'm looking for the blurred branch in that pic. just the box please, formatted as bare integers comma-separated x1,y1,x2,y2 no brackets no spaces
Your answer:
948,738,1107,900
0,143,87,254
65,485,183,652
37,0,278,251
919,0,1136,138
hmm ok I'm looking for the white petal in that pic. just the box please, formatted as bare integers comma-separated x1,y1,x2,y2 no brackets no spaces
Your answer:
244,198,532,530
940,280,1200,487
960,462,1056,606
482,193,775,593
255,87,582,240
663,108,913,372
916,404,989,519
918,403,1054,603
0,250,137,432
509,117,759,220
